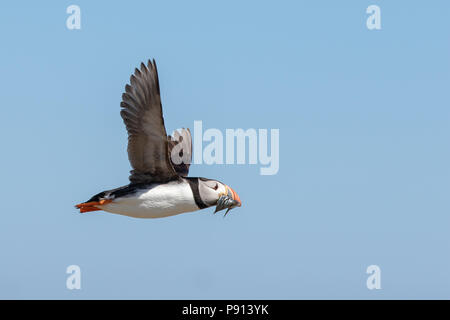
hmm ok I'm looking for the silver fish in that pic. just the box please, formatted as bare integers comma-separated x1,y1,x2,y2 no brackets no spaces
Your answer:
214,195,240,217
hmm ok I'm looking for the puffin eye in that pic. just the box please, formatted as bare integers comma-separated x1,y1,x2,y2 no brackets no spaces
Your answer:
213,184,218,190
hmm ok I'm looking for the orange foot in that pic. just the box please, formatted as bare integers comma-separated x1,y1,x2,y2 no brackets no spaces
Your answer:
75,199,112,213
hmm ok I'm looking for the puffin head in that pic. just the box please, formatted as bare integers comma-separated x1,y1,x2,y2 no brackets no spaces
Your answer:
197,178,242,216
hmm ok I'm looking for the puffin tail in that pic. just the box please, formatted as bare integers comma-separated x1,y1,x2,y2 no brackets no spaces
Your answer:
75,199,112,213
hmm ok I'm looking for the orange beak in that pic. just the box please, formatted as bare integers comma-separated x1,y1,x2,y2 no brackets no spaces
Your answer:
226,185,242,207
214,184,242,215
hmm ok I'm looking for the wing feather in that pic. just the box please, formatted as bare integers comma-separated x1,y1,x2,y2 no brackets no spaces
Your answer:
120,59,179,183
168,128,192,177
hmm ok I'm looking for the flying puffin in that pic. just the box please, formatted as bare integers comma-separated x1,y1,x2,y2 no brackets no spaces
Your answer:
75,59,241,219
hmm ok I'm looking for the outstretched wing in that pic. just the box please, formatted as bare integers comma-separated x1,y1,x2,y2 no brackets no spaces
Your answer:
168,128,192,177
120,59,179,184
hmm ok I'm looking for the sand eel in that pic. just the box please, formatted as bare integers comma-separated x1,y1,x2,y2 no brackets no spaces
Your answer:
75,60,241,219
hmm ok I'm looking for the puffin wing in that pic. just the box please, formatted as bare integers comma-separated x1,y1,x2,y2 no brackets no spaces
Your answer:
168,128,192,177
120,59,179,184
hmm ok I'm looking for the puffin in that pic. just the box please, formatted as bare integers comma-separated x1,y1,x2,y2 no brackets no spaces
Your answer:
75,59,241,219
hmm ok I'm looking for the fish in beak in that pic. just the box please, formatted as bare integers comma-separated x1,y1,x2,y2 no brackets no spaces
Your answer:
214,185,242,216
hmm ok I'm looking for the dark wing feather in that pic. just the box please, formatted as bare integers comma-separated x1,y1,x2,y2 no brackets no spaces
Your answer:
168,128,192,177
120,59,179,183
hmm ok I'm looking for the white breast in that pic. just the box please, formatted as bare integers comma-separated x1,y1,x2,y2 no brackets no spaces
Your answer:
100,181,200,219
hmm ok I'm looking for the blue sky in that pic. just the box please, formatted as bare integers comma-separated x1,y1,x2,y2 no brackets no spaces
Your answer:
0,0,449,299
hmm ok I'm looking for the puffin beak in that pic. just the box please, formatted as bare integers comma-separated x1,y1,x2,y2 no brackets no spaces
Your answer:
226,185,241,207
214,185,242,216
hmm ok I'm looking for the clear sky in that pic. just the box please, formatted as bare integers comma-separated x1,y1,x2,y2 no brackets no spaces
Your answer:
0,0,449,299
